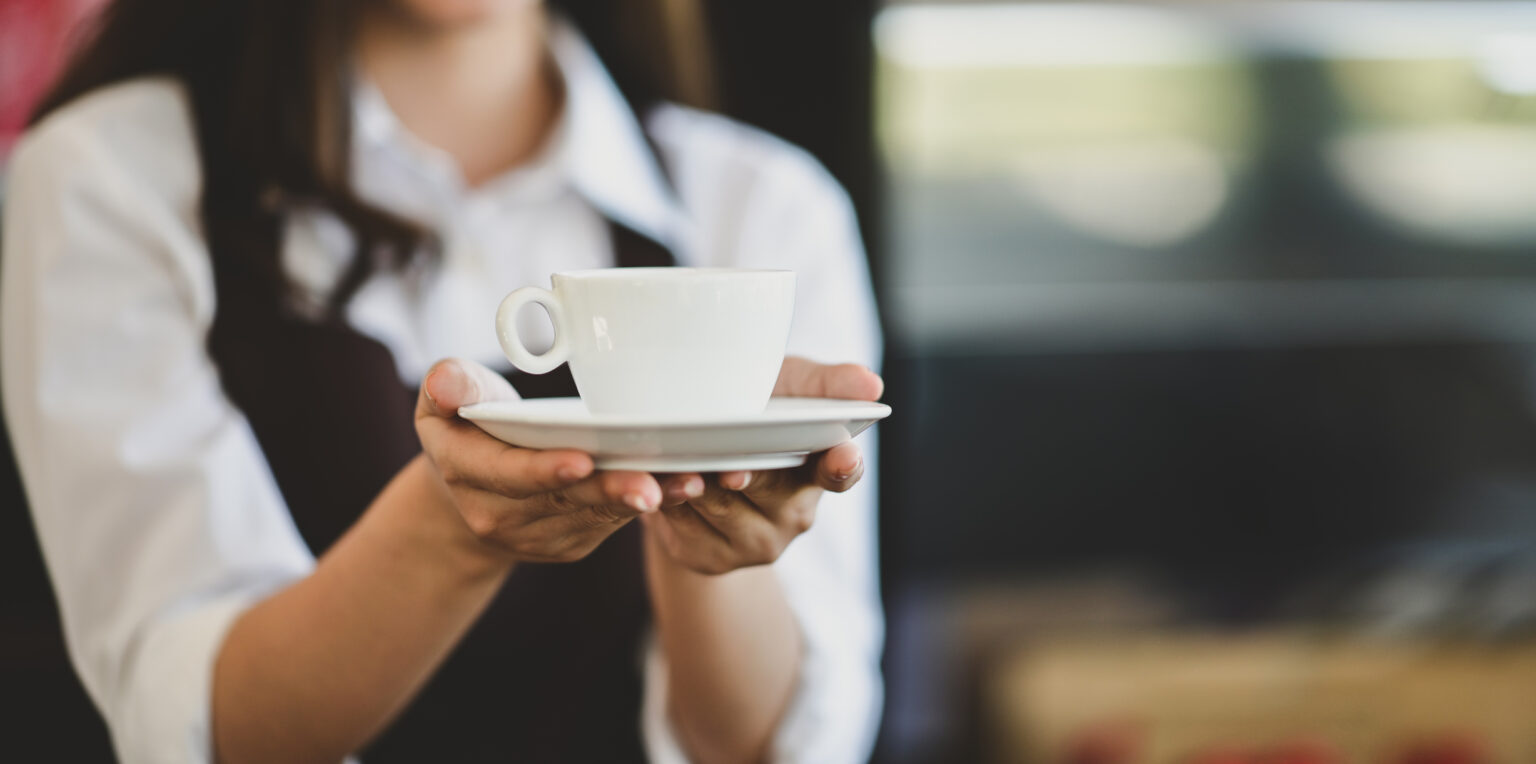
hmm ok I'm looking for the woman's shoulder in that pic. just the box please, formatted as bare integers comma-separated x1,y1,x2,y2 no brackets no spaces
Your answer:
10,76,198,204
645,104,853,216
6,76,212,324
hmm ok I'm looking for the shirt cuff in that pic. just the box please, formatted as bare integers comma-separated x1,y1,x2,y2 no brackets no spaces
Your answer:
641,631,691,764
110,592,259,764
639,622,883,764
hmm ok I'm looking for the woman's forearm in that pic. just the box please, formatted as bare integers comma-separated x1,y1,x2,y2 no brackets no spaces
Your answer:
645,529,803,764
212,455,512,764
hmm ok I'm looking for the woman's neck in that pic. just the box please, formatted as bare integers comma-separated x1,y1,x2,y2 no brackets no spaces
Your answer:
355,6,562,187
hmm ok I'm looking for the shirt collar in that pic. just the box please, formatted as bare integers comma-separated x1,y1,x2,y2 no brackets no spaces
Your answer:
350,17,682,249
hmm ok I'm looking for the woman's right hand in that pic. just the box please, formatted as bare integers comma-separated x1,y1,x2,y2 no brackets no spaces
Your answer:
413,358,664,564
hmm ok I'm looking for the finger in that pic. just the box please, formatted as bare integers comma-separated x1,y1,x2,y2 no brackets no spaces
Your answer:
531,471,662,539
719,471,752,492
655,503,737,573
518,514,632,563
719,464,818,495
549,469,663,515
734,440,864,501
659,473,706,507
416,358,520,420
670,492,788,572
662,502,728,543
732,461,819,504
688,480,781,541
811,442,864,493
773,357,884,401
428,426,595,498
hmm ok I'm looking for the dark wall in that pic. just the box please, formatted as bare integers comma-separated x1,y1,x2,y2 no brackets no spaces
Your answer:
703,0,883,280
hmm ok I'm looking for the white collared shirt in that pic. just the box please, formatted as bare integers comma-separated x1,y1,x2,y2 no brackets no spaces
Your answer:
2,21,882,764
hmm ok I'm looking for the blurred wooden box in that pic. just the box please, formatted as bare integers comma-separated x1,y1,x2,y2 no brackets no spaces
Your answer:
987,632,1536,764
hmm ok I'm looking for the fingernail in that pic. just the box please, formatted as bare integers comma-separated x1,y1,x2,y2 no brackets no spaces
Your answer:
660,482,689,507
625,492,657,512
558,464,589,482
428,364,475,408
424,370,440,407
835,457,862,482
685,476,704,498
729,472,752,491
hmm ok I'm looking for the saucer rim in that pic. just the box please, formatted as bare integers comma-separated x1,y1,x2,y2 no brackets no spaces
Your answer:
458,396,891,430
595,452,809,472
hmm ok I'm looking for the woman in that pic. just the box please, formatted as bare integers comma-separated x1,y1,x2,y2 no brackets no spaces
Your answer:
1,1,884,762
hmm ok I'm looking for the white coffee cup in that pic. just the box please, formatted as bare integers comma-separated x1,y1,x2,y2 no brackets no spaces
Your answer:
496,268,796,417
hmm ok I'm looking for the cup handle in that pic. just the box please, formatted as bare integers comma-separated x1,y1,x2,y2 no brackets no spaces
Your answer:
496,287,570,374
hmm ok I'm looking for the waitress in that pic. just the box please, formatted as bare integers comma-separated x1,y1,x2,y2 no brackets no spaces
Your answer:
1,0,883,762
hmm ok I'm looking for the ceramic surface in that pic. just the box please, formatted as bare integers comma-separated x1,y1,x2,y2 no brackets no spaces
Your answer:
496,268,795,417
459,397,891,472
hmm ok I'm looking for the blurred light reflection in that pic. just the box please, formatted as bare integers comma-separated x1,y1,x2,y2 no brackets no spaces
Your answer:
1330,127,1536,245
1012,140,1229,248
876,3,1536,763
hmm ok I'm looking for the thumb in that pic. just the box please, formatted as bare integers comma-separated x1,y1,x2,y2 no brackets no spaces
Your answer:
774,357,885,401
418,358,519,419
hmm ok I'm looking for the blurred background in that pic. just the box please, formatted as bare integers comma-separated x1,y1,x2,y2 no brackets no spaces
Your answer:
869,2,1536,763
9,1,1536,762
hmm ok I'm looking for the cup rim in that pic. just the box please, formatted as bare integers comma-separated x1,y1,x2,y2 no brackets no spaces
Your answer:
552,267,793,281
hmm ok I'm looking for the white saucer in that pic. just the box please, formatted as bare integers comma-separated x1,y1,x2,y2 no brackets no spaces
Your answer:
458,397,891,472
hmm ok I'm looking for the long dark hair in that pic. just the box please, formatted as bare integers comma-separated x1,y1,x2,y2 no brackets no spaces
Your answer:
31,0,712,316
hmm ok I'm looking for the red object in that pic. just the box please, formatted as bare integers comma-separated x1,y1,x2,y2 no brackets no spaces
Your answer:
1394,733,1490,764
1064,719,1144,764
1261,739,1342,764
1184,746,1255,764
0,0,106,157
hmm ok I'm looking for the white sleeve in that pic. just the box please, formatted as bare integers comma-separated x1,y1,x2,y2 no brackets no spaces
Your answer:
2,97,315,763
643,144,885,763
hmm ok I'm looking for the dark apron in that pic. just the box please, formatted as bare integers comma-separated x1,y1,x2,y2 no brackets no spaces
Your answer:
206,216,676,763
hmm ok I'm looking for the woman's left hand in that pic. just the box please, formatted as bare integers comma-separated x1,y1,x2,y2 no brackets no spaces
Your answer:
642,357,883,575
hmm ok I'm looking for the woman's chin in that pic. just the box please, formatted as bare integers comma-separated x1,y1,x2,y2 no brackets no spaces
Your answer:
391,0,540,29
